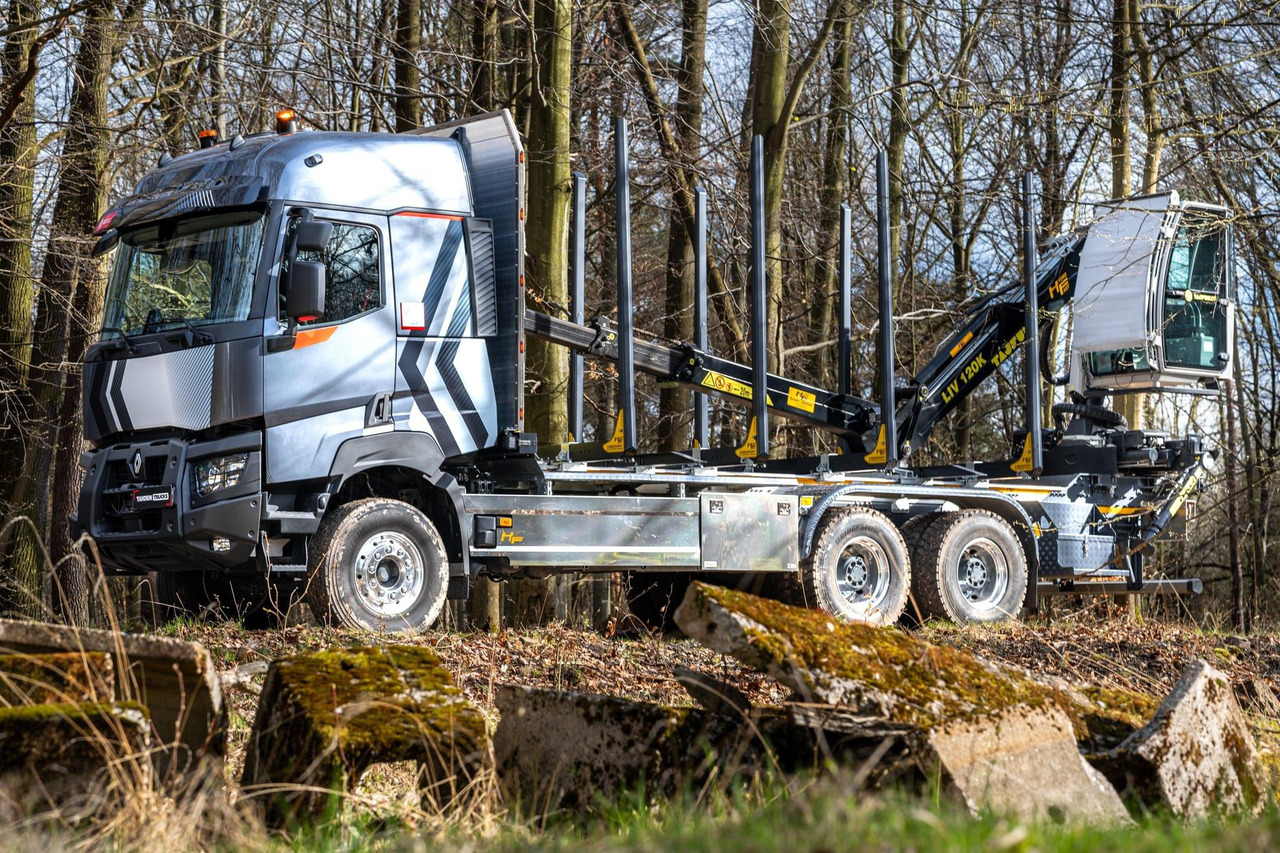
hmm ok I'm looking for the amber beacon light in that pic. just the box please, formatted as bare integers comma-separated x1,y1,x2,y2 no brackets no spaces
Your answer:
275,109,298,134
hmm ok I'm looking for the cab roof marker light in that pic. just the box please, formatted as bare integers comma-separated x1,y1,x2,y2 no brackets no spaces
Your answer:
93,209,116,235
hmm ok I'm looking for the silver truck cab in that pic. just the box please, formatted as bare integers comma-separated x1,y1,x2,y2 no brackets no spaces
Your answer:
75,113,525,606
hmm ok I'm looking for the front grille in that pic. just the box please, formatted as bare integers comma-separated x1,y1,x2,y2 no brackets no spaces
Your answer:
99,451,170,535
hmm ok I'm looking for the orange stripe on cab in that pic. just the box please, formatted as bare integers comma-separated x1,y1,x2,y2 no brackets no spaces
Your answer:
394,211,464,221
293,326,337,350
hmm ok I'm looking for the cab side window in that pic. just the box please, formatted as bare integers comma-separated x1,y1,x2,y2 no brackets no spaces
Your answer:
281,219,382,325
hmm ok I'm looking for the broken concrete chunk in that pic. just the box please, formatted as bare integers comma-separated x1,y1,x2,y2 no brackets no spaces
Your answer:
920,703,1131,825
240,645,489,827
674,582,1157,753
0,701,151,820
0,619,223,779
674,582,1059,729
0,652,113,705
1096,659,1268,818
494,684,909,811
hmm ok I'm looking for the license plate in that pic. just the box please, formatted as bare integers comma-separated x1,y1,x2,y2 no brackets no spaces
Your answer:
131,485,174,510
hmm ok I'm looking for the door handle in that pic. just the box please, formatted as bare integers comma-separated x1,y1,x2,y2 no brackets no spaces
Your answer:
365,392,393,428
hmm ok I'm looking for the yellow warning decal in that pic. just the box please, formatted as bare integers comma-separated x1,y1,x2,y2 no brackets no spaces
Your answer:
1011,433,1036,472
800,495,815,508
700,371,772,405
865,424,887,464
948,331,974,358
787,386,816,413
736,416,759,458
603,409,626,453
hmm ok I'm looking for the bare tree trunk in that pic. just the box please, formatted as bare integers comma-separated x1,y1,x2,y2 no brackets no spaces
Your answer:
813,3,852,391
0,0,41,615
45,0,122,624
658,0,707,451
394,0,422,130
512,0,571,626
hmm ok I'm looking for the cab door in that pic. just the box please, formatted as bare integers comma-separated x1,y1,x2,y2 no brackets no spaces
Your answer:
390,212,498,460
263,210,395,485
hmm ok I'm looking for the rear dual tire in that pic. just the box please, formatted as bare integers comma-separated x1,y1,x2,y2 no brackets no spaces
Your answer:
908,510,1028,624
803,509,911,625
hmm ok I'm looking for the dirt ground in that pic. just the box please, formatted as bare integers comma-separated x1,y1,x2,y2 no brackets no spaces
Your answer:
166,609,1280,733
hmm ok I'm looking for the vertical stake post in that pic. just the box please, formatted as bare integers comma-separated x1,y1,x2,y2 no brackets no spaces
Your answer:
693,186,710,449
875,150,897,469
568,171,586,442
1022,172,1043,475
838,202,852,398
615,117,637,453
749,135,769,459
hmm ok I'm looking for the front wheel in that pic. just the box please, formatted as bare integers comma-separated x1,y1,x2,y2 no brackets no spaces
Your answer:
306,498,449,632
802,509,910,625
912,510,1028,624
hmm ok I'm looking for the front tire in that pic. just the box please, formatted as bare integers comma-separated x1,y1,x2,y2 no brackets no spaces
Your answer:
912,510,1028,624
306,498,449,632
803,509,910,625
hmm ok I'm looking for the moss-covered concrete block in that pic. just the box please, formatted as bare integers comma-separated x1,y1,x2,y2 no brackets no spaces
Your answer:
1095,659,1268,818
0,652,113,706
0,701,151,819
0,619,223,782
240,645,490,827
673,582,1149,745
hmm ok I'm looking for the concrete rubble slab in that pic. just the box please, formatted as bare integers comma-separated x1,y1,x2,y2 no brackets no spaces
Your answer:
240,645,490,827
0,619,222,779
1096,659,1269,818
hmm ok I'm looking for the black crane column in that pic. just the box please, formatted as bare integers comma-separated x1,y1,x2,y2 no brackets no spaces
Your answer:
693,186,710,449
749,135,769,458
839,202,852,398
615,117,637,453
876,149,897,469
1022,172,1043,474
568,171,586,441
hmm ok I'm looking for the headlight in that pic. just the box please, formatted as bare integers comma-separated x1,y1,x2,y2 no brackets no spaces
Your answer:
193,454,248,498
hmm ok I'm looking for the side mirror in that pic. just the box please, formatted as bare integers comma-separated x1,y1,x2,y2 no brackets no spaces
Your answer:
91,229,119,258
294,220,333,253
286,260,326,323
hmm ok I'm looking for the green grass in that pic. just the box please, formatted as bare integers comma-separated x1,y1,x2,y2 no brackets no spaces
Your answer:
266,775,1280,853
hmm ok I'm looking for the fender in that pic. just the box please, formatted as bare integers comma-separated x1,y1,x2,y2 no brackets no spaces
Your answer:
328,431,471,584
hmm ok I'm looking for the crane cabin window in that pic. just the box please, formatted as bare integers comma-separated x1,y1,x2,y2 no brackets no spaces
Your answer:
280,219,382,325
1088,217,1230,377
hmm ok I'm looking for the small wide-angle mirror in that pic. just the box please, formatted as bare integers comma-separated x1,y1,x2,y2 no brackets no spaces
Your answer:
91,229,119,257
286,260,326,323
294,219,333,254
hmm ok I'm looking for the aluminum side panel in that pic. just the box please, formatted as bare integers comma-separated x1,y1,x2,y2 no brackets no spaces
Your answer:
465,494,699,567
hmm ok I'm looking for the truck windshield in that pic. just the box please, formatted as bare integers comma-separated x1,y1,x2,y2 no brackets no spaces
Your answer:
100,211,266,339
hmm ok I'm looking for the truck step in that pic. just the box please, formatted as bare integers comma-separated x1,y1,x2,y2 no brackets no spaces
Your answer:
264,509,322,536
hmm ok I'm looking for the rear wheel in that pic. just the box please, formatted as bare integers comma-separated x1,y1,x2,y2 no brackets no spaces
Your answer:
913,510,1028,624
306,498,449,632
803,509,910,625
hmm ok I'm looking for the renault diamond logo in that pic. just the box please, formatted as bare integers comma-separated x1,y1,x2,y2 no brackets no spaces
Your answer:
129,450,144,479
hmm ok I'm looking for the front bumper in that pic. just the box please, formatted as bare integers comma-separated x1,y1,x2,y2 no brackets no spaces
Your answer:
74,432,264,574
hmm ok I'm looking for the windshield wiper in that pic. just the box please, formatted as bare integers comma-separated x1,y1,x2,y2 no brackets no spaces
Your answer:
97,326,140,354
149,315,214,347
